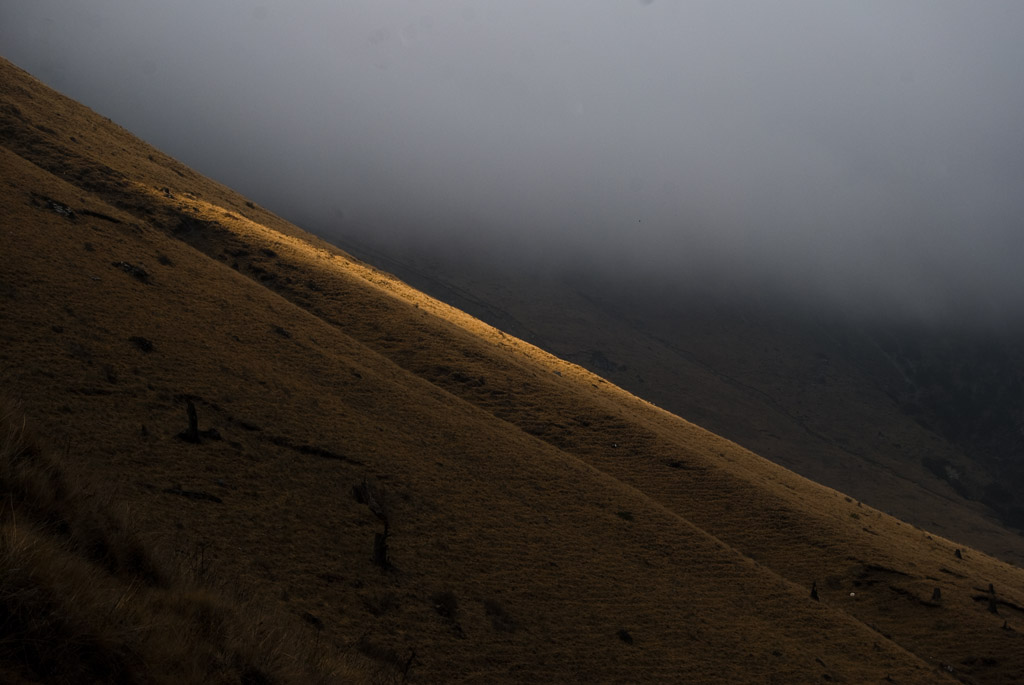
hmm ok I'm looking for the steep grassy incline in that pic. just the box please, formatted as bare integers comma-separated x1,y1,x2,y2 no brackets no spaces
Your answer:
342,241,1024,568
4,56,1024,682
0,130,947,683
2,143,950,679
146,174,1024,683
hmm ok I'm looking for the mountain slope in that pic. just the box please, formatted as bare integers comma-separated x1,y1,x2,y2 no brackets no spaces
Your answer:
339,238,1024,568
3,56,1024,683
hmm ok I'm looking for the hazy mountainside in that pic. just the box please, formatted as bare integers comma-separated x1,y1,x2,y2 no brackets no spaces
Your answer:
4,56,1024,683
339,237,1024,566
859,327,1024,528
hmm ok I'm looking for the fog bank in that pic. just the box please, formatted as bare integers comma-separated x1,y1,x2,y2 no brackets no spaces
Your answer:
3,1,1023,325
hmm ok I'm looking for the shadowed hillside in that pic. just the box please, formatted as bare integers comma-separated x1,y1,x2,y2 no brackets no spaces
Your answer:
4,56,1024,683
0,399,365,684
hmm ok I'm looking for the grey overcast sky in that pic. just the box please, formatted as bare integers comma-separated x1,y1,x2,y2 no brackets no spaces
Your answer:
2,1,1023,324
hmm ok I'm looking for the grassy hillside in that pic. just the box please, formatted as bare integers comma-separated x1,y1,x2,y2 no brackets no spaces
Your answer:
0,397,367,684
3,56,1024,682
341,238,1024,568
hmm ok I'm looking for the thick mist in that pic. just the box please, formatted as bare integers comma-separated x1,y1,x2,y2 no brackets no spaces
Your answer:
3,1,1023,325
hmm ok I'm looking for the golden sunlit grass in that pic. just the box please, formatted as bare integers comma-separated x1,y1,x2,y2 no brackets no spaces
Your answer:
4,54,1024,682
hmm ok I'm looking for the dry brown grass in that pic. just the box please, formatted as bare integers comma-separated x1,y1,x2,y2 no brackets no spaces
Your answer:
0,399,374,684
